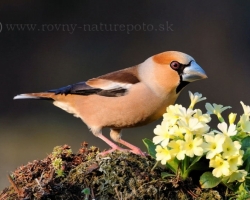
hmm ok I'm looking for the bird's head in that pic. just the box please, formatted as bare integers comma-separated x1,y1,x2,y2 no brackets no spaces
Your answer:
139,51,207,95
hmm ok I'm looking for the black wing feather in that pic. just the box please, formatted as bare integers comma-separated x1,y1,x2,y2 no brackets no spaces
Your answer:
48,82,127,97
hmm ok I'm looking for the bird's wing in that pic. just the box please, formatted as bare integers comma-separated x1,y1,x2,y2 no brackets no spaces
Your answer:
48,66,140,97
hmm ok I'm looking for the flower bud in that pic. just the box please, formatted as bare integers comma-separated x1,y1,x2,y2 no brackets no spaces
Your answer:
228,113,237,124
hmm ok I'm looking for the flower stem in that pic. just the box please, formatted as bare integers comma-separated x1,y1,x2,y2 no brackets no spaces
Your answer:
217,113,225,123
151,161,159,172
181,157,190,179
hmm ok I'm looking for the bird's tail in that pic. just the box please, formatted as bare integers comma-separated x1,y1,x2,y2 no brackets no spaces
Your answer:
13,92,54,100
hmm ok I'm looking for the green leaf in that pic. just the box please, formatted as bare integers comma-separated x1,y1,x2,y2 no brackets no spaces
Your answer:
242,148,250,172
81,188,90,195
244,159,250,173
189,156,202,168
166,158,179,174
243,148,250,161
200,172,222,188
161,172,175,179
143,138,156,158
221,177,237,191
241,136,250,151
183,161,209,179
246,176,250,189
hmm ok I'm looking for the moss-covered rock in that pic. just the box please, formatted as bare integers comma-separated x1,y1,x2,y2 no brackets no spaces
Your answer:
0,143,226,199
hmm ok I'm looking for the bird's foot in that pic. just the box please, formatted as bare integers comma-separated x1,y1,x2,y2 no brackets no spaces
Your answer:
96,134,148,156
99,146,130,156
129,147,148,156
118,139,148,156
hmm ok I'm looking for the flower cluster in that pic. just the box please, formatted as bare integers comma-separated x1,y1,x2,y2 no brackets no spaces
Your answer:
153,91,248,182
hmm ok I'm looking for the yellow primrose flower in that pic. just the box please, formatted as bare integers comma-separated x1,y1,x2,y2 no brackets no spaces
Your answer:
163,104,183,125
234,141,241,151
178,107,196,123
227,154,243,172
179,117,205,135
239,114,250,133
153,122,173,146
240,101,250,116
228,113,237,125
205,103,231,115
189,91,207,109
192,123,210,136
203,132,225,159
168,124,185,139
193,109,211,123
205,103,231,122
217,122,237,137
155,145,172,165
168,140,186,160
227,170,247,183
222,137,241,158
210,155,230,177
183,134,204,157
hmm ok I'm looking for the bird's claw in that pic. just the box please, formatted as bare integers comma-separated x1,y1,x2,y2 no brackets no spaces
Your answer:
99,146,130,156
99,146,148,157
129,148,148,156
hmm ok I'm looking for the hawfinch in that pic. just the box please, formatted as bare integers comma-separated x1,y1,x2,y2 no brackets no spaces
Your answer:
14,51,207,156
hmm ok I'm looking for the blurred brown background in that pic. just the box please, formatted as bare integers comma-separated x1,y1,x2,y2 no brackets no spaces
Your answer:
0,1,250,190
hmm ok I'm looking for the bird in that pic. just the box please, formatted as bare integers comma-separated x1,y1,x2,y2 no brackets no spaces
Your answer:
14,51,207,156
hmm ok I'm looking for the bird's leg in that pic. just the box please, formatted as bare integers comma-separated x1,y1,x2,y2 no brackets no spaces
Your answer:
118,139,147,156
98,134,132,155
110,129,146,156
92,128,129,156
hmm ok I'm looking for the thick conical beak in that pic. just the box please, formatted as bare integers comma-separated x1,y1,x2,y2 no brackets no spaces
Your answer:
182,61,207,82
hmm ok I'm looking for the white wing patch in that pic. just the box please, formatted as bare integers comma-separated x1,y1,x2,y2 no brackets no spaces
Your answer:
87,78,133,91
99,82,133,90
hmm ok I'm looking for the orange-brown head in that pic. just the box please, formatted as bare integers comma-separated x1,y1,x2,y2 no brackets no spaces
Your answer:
138,51,207,97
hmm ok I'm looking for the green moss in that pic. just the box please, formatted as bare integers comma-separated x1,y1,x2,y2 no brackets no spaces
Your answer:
0,143,227,199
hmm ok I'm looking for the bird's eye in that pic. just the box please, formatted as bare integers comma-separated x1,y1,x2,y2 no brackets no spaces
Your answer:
170,61,181,70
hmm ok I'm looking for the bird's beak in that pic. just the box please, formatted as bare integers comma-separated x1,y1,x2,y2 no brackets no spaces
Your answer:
182,61,207,82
